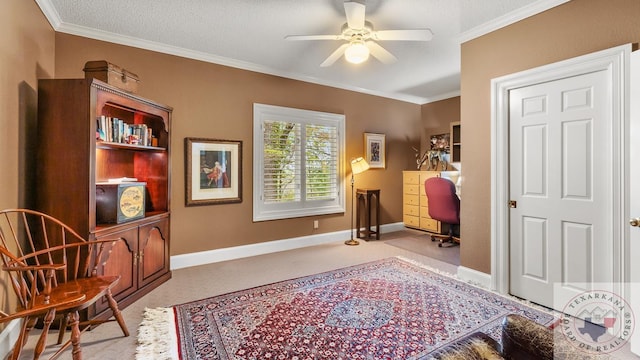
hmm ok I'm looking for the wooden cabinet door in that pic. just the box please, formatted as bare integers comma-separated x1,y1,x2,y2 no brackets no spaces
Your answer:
402,171,420,228
139,217,170,287
94,226,138,314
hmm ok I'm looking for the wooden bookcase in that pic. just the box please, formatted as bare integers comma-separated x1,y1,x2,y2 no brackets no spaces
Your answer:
36,78,172,319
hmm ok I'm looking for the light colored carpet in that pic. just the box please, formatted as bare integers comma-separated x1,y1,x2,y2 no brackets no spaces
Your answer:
16,230,456,360
384,232,460,266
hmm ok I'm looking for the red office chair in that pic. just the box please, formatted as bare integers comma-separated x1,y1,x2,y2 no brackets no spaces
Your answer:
424,177,460,247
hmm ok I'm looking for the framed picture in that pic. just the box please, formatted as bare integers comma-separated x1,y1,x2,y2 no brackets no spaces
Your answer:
430,133,450,151
185,138,242,206
364,133,386,169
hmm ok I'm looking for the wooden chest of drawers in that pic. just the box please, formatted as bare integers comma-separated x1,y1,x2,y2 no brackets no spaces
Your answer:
402,171,448,234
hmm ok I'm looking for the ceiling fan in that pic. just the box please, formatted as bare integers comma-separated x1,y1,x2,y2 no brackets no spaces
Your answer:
285,0,433,67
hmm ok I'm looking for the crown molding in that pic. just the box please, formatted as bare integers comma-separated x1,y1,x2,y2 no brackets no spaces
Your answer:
35,0,62,28
458,0,570,44
33,0,431,105
420,90,461,105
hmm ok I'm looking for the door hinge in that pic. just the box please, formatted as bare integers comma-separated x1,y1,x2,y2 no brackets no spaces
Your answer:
509,200,517,208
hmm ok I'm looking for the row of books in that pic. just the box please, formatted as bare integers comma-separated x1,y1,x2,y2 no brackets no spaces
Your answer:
97,115,154,146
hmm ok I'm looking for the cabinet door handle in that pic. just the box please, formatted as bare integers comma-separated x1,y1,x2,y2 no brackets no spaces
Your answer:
132,251,144,266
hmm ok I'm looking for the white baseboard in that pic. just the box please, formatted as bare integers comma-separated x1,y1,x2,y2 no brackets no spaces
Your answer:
457,266,492,289
171,222,405,270
0,319,21,359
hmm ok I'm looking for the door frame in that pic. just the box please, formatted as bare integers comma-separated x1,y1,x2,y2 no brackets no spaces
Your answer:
489,44,630,297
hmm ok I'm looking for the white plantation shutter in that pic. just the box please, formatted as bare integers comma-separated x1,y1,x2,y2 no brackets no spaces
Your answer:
263,120,301,203
253,104,345,221
305,124,338,201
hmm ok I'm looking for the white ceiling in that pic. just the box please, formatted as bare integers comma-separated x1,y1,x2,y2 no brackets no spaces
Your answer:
36,0,568,104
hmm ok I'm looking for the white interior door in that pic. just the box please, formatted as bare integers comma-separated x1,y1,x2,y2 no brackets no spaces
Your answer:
629,49,640,357
509,68,614,312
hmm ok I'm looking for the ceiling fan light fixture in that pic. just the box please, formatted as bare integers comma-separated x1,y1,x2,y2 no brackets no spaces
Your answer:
345,41,369,64
285,1,432,67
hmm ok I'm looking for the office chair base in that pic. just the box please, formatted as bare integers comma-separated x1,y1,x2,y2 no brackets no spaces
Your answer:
431,234,460,247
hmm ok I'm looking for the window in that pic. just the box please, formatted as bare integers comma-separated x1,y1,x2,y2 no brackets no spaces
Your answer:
253,104,345,221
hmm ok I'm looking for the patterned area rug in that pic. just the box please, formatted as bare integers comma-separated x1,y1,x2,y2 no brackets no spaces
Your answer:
136,257,554,359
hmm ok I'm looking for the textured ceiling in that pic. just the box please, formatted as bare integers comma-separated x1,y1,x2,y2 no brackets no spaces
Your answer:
36,0,567,104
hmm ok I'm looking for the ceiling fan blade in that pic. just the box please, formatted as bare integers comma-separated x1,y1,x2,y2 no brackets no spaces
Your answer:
321,43,349,67
344,1,365,30
366,41,397,64
373,29,433,41
285,34,343,41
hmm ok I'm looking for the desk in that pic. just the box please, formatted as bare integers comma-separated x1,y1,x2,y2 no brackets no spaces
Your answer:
356,188,380,240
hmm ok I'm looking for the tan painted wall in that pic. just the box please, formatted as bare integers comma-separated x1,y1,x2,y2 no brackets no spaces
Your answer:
420,97,460,154
460,0,640,273
0,0,55,209
0,0,55,329
52,33,421,255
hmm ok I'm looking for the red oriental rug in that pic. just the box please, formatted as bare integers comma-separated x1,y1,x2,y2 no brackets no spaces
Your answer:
136,257,554,359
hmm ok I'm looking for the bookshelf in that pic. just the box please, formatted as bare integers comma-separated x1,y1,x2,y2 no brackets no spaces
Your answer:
450,121,461,163
36,78,172,319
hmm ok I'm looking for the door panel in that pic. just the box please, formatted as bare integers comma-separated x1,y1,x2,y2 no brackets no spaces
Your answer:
522,125,547,196
509,68,612,311
139,218,169,286
562,120,592,199
561,222,591,287
521,216,546,280
94,227,138,314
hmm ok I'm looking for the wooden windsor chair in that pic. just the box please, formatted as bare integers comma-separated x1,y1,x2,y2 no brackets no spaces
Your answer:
0,209,129,360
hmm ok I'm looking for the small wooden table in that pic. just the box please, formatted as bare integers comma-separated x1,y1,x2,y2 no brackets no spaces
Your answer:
356,188,380,240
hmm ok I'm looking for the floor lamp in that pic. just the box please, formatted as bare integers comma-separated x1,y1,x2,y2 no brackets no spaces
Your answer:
345,157,370,246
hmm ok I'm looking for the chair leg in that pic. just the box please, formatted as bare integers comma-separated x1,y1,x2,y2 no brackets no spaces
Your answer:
34,308,57,359
17,316,38,354
105,289,129,337
69,311,82,360
9,316,31,360
431,224,459,247
57,312,70,344
440,233,453,247
431,234,454,247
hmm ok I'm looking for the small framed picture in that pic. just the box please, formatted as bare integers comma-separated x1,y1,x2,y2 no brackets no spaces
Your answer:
185,138,242,206
430,133,450,151
364,133,386,169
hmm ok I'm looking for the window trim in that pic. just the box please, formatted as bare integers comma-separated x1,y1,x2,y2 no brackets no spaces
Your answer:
253,103,345,222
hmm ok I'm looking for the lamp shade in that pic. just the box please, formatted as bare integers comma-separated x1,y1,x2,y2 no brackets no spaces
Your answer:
351,157,370,175
345,41,370,64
